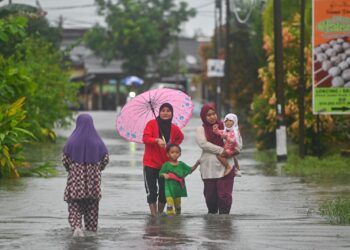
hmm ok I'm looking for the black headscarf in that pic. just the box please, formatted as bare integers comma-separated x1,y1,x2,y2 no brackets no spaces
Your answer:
156,103,173,143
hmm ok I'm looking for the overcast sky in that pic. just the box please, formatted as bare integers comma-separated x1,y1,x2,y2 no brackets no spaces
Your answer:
0,0,216,37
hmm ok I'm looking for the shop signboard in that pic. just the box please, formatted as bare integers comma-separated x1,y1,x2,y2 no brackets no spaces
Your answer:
313,0,350,114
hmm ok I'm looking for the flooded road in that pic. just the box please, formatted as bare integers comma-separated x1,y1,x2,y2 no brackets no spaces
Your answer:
0,111,349,249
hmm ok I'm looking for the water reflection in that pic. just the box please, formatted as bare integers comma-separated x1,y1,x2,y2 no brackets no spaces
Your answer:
66,236,99,250
23,139,65,165
142,214,238,249
199,215,236,250
143,215,188,248
0,178,26,192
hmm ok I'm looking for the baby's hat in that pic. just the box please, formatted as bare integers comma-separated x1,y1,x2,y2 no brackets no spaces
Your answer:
224,113,238,125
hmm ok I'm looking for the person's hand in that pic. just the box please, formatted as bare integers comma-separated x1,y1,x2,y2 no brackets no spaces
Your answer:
156,138,166,148
213,124,218,130
163,173,169,179
221,151,229,158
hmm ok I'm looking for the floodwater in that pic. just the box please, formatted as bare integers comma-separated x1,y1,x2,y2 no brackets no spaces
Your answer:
0,111,349,250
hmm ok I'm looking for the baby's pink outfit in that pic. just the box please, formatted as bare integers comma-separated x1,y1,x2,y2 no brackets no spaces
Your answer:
213,127,238,156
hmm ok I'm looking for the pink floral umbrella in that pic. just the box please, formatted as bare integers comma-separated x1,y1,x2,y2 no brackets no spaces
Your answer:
116,88,194,143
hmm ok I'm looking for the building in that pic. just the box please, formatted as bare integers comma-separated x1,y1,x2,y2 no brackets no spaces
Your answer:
62,28,207,110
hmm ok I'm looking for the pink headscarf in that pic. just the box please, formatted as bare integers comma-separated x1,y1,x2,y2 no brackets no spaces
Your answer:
200,104,224,147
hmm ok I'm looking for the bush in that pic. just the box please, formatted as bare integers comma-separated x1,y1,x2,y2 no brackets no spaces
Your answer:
0,15,80,178
0,97,35,178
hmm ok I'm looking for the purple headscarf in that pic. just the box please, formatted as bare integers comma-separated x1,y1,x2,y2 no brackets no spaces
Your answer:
63,113,108,164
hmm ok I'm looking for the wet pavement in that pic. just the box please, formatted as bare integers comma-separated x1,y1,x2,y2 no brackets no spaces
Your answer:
0,111,349,250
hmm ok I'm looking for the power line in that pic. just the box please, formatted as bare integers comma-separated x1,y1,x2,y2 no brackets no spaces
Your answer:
193,1,214,9
61,16,100,25
45,2,213,11
196,10,215,13
45,4,95,11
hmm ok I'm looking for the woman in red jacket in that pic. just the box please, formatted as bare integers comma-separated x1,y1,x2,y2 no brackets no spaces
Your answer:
143,103,184,216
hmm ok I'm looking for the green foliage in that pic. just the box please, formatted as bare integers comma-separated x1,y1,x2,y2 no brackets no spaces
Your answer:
256,145,350,181
26,16,62,48
283,153,350,180
0,4,62,51
0,3,41,18
0,15,80,178
320,198,350,225
1,37,81,141
1,16,80,141
85,0,196,77
0,15,27,57
262,0,312,44
254,148,276,165
0,97,35,178
12,37,81,139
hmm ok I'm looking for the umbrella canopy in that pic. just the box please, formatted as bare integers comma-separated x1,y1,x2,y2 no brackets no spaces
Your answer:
121,76,144,86
116,88,194,143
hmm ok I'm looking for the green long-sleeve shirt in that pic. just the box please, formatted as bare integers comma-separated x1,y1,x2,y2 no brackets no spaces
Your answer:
159,161,192,198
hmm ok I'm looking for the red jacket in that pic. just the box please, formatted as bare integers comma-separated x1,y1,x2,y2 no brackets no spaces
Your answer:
143,119,184,169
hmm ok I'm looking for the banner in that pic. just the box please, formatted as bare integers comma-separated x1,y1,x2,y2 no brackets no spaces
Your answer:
207,59,225,77
313,0,350,114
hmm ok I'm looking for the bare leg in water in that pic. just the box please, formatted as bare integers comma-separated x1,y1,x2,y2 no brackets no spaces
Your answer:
149,203,157,216
216,154,232,176
158,202,165,214
149,202,165,216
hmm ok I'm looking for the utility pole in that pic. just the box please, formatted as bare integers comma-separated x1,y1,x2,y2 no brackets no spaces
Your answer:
214,1,218,58
224,0,231,115
215,0,223,117
273,0,287,162
298,0,305,158
218,0,223,49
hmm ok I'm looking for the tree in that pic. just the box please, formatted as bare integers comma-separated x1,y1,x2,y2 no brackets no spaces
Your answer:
0,3,62,55
84,0,196,77
0,15,80,178
0,16,80,141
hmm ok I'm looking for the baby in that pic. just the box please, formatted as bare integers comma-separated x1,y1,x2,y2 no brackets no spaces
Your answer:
213,113,243,176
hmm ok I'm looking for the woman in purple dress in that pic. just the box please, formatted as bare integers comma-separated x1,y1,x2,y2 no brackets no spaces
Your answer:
62,114,109,237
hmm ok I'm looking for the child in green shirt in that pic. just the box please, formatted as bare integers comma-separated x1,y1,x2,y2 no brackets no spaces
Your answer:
159,144,200,215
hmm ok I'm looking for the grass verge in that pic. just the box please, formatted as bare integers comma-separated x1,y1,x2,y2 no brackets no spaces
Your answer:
255,146,350,180
320,198,350,225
